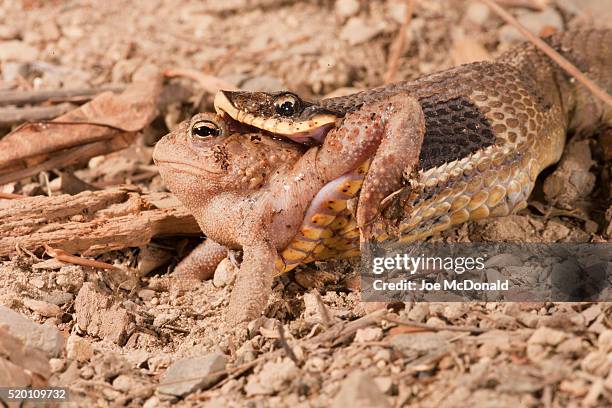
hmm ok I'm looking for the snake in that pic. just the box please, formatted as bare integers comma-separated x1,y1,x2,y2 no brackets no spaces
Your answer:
215,27,611,262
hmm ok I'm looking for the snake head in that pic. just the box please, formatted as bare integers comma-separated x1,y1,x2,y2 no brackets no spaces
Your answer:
214,90,340,144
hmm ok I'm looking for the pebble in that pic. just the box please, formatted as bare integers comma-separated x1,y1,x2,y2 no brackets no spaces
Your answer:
332,370,391,408
354,327,383,343
556,337,585,355
340,17,385,46
142,396,161,408
112,374,136,392
0,306,64,357
335,0,360,19
49,358,65,373
387,1,408,24
464,1,490,26
390,332,447,353
0,40,38,62
0,25,19,40
374,376,393,394
80,366,95,380
244,359,299,396
517,312,540,328
66,333,94,363
581,351,611,377
498,8,563,44
406,303,429,322
42,291,74,306
158,352,228,397
22,298,62,318
442,303,467,320
74,282,133,345
213,258,237,288
528,327,566,346
582,304,602,324
597,330,612,353
137,289,156,301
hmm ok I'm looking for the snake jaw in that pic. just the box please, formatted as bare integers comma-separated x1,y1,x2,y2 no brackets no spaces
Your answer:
214,90,339,143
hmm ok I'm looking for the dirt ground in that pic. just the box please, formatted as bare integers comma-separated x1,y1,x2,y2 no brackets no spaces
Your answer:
1,0,611,407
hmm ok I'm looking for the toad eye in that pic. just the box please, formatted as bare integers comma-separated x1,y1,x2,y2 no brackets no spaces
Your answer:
273,93,301,117
191,120,222,139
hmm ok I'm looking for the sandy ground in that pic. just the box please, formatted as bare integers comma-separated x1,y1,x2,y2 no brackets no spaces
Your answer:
0,0,611,406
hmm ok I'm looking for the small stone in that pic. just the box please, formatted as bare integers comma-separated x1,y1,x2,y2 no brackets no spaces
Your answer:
0,41,38,62
112,374,135,392
528,327,566,346
557,337,585,355
517,312,540,328
340,18,384,46
374,349,391,363
213,258,237,288
442,303,467,320
597,330,612,352
245,359,299,396
498,9,563,44
305,356,327,372
153,312,178,328
335,0,360,19
526,343,547,362
0,306,64,357
387,1,408,24
49,358,65,373
332,370,391,408
74,282,133,345
42,291,74,306
464,1,490,26
559,378,589,397
138,289,156,301
0,25,19,40
102,388,121,401
390,332,447,353
582,304,602,324
80,366,95,380
143,396,161,408
22,298,62,317
66,334,93,363
406,303,429,322
159,353,228,397
374,377,393,394
354,327,383,343
581,351,611,377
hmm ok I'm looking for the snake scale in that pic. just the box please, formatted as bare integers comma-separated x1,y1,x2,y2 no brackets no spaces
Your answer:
213,28,611,273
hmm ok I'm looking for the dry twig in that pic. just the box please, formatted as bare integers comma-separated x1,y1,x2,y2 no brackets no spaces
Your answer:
0,85,125,106
384,0,415,84
43,244,119,270
0,103,76,126
481,0,612,107
385,316,489,333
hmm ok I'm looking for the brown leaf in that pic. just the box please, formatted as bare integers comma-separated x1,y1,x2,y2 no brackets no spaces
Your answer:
0,64,163,171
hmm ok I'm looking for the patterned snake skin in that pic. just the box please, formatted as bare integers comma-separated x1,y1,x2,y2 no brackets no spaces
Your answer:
295,29,611,246
231,29,612,272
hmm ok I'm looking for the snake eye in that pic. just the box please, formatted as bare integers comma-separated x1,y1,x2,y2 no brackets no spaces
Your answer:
191,120,222,139
273,93,301,117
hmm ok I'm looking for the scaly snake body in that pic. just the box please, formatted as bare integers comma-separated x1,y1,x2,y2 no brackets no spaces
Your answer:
217,29,612,273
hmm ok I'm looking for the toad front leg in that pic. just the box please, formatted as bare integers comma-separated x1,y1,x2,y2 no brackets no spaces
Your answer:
316,93,425,240
226,238,277,325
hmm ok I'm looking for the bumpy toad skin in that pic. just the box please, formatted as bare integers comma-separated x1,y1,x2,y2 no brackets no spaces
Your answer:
153,101,424,323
